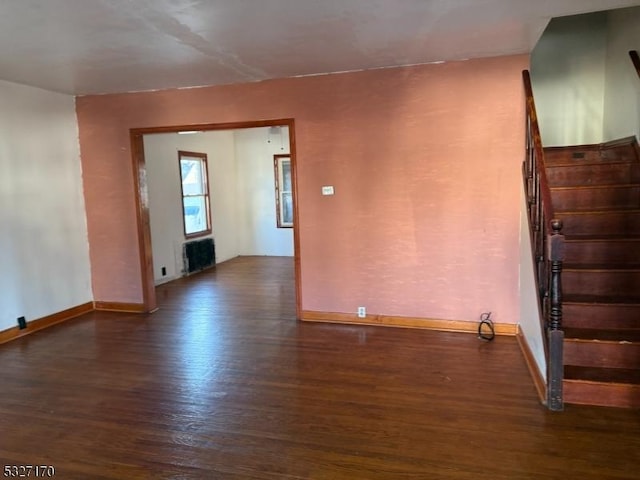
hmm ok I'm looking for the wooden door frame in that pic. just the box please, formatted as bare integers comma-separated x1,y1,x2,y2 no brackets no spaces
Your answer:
130,118,301,318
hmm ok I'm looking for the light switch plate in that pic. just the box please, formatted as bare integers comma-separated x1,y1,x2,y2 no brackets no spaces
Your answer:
322,186,335,196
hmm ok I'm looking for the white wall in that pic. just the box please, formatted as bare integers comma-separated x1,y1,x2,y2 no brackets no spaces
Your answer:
531,13,608,146
236,127,293,257
518,187,546,383
0,79,92,331
603,7,640,142
144,126,293,285
145,134,184,284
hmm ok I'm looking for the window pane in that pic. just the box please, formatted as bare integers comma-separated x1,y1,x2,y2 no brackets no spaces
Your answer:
274,156,293,228
183,195,208,235
281,192,293,225
281,160,291,192
181,159,205,195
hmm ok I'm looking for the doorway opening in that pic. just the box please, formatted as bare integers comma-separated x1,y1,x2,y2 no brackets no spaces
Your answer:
130,119,301,318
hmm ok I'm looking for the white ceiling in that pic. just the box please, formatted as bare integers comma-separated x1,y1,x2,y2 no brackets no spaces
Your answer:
1,0,639,96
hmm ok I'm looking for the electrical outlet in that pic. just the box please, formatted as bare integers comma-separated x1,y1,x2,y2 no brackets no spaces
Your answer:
17,316,27,330
357,306,366,318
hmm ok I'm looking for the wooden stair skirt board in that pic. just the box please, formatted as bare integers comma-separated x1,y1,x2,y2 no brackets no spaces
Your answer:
544,136,640,408
0,302,94,345
516,328,547,404
300,310,518,335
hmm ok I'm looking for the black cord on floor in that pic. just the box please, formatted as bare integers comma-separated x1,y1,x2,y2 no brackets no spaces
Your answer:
478,312,495,341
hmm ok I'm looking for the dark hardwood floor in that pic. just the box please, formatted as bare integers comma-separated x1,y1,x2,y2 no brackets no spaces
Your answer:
1,256,638,479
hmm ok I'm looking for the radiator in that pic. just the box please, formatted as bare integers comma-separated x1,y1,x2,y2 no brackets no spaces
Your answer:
183,238,215,274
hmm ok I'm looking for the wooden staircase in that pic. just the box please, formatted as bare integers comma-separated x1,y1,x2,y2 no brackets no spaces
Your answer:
544,138,640,408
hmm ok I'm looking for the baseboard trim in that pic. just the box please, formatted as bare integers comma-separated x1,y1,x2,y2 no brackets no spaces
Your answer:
516,327,547,405
300,310,518,335
93,302,148,313
0,302,94,345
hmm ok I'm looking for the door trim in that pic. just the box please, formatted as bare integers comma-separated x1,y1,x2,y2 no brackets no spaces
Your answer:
129,118,301,317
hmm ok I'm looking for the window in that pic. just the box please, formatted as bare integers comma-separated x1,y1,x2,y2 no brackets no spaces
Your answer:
179,151,211,238
274,154,293,228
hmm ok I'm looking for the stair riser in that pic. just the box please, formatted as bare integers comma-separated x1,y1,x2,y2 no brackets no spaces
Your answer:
602,144,639,162
563,270,640,297
564,241,640,264
564,341,640,369
544,149,602,164
551,186,640,210
564,380,640,408
563,303,640,330
547,163,640,187
546,141,640,409
556,212,640,235
544,145,638,165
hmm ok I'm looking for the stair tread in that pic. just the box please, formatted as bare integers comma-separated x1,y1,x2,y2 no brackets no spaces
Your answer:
564,294,640,306
565,234,640,241
564,327,640,342
546,159,636,166
547,141,640,404
564,263,640,271
545,159,636,168
550,183,640,190
544,155,637,164
564,366,640,385
556,206,640,214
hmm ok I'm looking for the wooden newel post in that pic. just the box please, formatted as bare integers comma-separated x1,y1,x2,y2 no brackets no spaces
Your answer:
548,219,564,330
547,218,564,411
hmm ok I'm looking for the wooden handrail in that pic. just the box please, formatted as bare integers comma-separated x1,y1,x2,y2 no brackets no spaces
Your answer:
522,71,556,233
522,70,565,411
630,50,640,78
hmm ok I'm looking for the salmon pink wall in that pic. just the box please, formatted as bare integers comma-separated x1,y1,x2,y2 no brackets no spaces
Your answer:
76,54,528,324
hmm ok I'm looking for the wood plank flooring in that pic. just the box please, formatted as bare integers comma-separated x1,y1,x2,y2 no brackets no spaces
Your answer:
0,256,639,479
